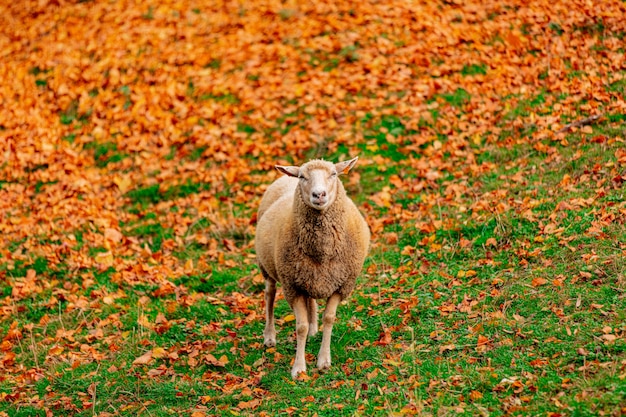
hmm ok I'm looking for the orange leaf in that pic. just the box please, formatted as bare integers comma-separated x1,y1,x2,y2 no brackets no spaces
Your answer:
237,399,261,410
531,277,547,287
529,358,548,368
469,390,483,401
477,335,490,346
48,345,64,356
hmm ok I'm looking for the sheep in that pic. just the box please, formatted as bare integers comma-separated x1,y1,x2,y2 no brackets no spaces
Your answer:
255,156,370,378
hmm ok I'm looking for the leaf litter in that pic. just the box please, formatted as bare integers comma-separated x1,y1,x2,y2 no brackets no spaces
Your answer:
1,0,626,415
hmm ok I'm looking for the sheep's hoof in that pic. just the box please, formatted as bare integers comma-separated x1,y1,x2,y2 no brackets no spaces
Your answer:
291,363,307,379
264,331,276,347
317,357,331,371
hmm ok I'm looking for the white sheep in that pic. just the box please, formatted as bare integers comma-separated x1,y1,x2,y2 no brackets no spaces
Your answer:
255,157,370,378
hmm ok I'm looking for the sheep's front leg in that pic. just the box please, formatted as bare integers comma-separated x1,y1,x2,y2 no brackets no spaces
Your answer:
263,279,277,347
317,293,341,371
291,295,309,378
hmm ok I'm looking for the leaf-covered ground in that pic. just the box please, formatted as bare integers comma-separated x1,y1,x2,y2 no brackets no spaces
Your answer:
1,0,625,416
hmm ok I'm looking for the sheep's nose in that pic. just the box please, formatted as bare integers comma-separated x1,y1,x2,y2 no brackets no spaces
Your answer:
312,190,327,199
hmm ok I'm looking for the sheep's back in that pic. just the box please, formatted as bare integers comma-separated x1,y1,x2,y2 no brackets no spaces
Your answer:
257,175,298,220
256,176,297,282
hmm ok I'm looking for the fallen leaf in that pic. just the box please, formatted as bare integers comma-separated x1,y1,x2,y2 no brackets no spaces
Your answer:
439,344,456,354
531,277,547,287
469,390,483,401
204,353,227,367
133,350,153,365
151,347,167,359
104,228,123,244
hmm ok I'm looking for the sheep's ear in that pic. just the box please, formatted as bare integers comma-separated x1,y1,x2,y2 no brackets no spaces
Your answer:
275,165,301,177
335,157,359,175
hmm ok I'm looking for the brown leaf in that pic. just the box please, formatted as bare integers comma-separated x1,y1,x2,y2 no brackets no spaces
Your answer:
147,366,168,377
366,367,380,380
439,344,456,354
104,228,123,244
133,350,153,365
204,353,227,367
375,328,392,346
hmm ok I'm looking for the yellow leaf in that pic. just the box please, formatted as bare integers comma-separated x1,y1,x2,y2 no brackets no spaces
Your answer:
283,314,295,322
184,259,194,275
151,347,167,358
113,176,132,193
137,314,153,329
95,251,114,266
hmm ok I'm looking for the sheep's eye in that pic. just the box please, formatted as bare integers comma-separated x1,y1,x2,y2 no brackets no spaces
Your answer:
330,172,337,178
299,176,308,182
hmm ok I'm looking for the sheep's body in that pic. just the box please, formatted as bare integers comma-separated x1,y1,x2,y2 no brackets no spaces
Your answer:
256,158,370,378
257,176,366,301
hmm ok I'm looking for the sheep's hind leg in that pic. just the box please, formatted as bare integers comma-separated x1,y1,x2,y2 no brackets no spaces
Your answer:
317,293,341,371
307,298,318,337
263,279,277,347
291,295,309,378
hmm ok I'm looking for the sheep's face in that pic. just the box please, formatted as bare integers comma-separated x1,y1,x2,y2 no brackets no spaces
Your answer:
276,157,359,211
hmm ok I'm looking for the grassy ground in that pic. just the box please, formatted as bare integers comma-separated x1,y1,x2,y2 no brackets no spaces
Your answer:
1,0,626,416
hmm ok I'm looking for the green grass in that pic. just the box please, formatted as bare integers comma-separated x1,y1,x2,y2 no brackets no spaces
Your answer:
86,141,129,167
440,88,472,108
125,180,210,206
305,44,359,72
461,63,488,76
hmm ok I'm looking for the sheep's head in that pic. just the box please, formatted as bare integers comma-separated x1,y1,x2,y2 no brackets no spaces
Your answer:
276,157,359,211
